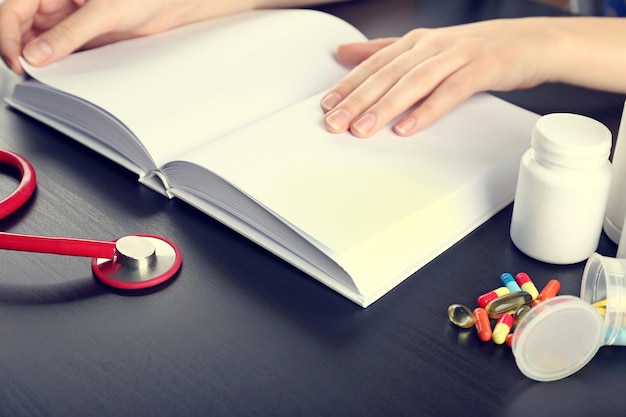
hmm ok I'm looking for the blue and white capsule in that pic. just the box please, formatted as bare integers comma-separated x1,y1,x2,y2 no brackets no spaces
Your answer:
500,272,522,293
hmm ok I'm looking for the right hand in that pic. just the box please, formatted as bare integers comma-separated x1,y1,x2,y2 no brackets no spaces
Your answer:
0,0,249,75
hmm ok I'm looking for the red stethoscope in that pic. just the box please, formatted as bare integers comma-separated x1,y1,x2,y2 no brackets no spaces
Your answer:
0,149,182,290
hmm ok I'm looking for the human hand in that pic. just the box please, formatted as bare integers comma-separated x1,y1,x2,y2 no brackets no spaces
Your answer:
0,0,250,75
320,18,556,138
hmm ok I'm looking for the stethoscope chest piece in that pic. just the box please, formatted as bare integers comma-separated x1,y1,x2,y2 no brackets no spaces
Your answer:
1,149,183,291
92,234,182,290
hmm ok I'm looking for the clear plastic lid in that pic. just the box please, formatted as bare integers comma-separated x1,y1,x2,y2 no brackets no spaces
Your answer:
511,295,604,382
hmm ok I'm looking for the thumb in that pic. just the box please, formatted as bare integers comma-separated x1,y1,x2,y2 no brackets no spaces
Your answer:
22,3,108,67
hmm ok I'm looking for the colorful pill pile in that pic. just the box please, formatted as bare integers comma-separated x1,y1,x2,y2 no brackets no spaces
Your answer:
448,272,561,347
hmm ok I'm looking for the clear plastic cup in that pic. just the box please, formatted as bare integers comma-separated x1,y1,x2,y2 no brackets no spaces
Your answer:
580,253,626,345
511,253,626,381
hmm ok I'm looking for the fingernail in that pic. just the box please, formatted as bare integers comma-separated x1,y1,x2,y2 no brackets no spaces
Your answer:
325,108,351,132
23,40,53,65
321,92,342,111
352,112,377,136
394,116,417,136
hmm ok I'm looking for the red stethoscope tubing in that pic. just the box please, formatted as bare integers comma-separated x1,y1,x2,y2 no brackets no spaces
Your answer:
0,149,36,219
0,233,116,258
0,149,116,258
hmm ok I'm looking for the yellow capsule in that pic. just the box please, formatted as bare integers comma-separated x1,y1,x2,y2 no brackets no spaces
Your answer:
492,314,514,345
485,290,533,319
514,272,540,300
477,286,510,308
447,304,476,328
591,299,607,316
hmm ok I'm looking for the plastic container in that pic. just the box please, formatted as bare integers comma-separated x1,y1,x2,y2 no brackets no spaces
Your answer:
510,113,612,264
512,253,626,381
603,100,626,248
619,223,626,258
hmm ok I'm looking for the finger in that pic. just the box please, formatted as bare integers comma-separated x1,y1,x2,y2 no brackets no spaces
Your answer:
0,11,25,73
0,0,38,74
348,49,471,138
323,36,446,134
335,38,397,67
321,38,406,114
22,1,113,67
393,64,486,136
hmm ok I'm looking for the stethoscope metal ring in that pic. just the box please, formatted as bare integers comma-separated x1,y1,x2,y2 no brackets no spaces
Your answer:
92,234,182,290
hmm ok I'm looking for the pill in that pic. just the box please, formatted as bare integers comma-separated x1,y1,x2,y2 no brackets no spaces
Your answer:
477,286,510,308
514,272,539,300
536,279,561,304
492,314,514,345
506,333,514,348
448,304,476,328
485,290,532,319
514,304,532,324
593,299,607,317
473,307,492,342
500,272,522,293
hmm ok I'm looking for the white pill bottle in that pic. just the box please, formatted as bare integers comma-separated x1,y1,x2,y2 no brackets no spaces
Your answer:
510,113,612,264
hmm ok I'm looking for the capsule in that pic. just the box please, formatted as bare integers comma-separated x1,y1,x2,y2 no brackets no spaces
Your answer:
485,290,532,319
513,304,532,324
535,279,561,304
492,314,514,345
500,272,522,293
593,299,607,317
514,272,539,300
448,304,476,328
473,307,492,342
477,286,510,308
506,333,515,348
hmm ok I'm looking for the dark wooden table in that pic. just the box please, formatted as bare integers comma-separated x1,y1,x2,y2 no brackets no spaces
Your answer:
1,1,625,416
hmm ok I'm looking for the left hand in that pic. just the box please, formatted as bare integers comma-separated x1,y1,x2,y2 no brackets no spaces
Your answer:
320,18,554,138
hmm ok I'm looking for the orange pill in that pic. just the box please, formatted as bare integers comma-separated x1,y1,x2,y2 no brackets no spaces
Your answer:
473,307,492,342
535,279,561,304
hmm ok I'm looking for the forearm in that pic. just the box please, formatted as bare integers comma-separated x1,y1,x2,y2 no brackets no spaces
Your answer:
545,16,626,93
254,0,355,7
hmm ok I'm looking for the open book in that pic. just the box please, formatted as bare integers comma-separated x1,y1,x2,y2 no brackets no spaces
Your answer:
5,9,539,307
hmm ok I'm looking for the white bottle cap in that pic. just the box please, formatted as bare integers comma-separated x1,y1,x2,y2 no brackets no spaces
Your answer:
531,113,611,168
512,296,604,382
